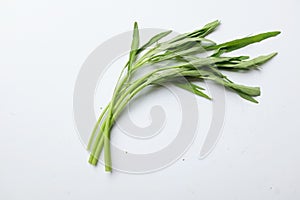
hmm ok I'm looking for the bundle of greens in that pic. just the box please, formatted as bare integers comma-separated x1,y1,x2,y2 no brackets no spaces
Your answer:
87,20,280,172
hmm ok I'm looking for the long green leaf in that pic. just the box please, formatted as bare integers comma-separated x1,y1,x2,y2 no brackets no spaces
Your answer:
218,52,278,69
237,92,259,103
175,82,211,100
168,20,220,43
128,22,140,71
208,75,261,97
208,31,280,56
229,83,261,96
137,30,172,54
189,20,220,38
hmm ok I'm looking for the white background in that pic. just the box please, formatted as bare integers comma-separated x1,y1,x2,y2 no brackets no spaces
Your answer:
1,0,299,199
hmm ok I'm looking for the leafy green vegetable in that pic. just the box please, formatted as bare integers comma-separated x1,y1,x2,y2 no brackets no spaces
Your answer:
87,21,280,172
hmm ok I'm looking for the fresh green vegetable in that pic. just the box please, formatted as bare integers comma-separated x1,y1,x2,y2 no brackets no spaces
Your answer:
87,20,280,172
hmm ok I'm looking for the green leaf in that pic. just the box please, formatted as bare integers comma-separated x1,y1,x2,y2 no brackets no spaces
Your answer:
208,31,280,56
229,56,250,61
236,52,277,69
237,92,259,103
168,20,220,43
175,82,211,100
185,57,233,68
217,52,278,70
210,76,261,96
137,30,172,54
128,22,140,71
229,84,261,96
159,37,206,50
150,45,208,63
189,20,221,38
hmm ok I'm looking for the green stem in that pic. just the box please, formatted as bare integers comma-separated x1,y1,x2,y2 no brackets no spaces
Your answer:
89,64,130,166
90,66,181,167
87,104,110,150
103,119,112,172
88,113,107,165
108,66,187,127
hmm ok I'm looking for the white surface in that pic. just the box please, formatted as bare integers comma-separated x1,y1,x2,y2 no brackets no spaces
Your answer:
1,0,299,199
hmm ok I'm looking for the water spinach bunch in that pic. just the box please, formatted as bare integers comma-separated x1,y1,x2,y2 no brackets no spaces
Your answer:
87,20,280,172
